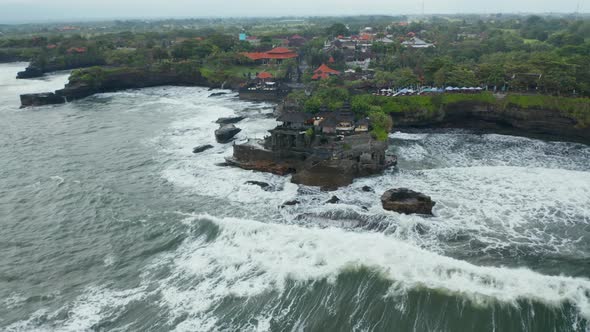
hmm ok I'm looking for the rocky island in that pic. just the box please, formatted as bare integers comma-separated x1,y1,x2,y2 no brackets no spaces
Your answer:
226,104,396,189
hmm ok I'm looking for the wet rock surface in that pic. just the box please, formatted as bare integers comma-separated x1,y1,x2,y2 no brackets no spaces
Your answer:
215,124,241,143
215,116,245,125
20,93,65,108
245,181,270,189
361,186,374,192
281,200,300,207
16,66,44,79
325,195,341,204
192,145,214,154
381,188,435,215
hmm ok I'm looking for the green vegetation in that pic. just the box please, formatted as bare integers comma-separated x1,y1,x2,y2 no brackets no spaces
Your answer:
294,87,590,140
3,14,590,131
303,87,349,113
504,94,590,127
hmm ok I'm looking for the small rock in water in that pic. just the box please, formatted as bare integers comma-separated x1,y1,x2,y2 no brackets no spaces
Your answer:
215,124,241,143
209,92,228,97
192,144,214,154
381,188,435,215
361,186,374,192
325,195,340,204
215,116,245,125
281,200,300,207
245,181,270,189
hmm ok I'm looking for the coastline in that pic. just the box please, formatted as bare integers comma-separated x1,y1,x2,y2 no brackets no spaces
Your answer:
16,65,590,146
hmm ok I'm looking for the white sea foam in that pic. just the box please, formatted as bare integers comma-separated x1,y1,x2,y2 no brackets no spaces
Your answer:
4,286,146,332
389,131,429,141
145,89,590,329
153,88,300,209
155,213,590,330
153,89,590,254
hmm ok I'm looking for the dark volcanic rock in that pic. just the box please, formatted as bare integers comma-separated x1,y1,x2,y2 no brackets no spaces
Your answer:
381,188,435,215
192,144,214,154
21,66,212,108
215,124,241,143
209,92,228,97
361,186,374,193
215,116,245,125
20,93,65,107
245,181,270,189
17,66,44,79
281,200,300,207
325,196,340,204
390,100,590,145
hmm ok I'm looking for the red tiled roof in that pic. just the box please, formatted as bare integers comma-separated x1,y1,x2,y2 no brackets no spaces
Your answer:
46,44,57,49
67,47,87,53
314,64,340,74
290,34,305,40
267,47,293,54
242,47,298,61
328,56,335,63
312,64,340,80
312,72,329,80
257,72,273,79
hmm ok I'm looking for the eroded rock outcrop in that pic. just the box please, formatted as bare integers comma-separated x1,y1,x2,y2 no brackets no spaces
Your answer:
381,188,435,215
20,93,65,107
227,132,395,190
391,100,590,145
20,66,212,107
16,66,44,79
215,124,241,143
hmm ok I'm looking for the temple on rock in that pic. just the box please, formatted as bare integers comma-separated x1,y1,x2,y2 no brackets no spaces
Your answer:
227,104,395,189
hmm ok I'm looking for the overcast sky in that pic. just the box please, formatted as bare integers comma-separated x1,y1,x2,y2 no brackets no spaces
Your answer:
0,0,587,23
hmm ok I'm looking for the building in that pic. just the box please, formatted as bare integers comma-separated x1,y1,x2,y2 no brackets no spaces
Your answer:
256,72,274,82
288,34,306,47
67,47,87,54
277,112,313,130
246,36,261,46
346,58,371,70
355,118,369,133
334,111,355,134
375,37,395,44
242,47,298,64
312,64,341,80
402,37,435,48
320,116,338,134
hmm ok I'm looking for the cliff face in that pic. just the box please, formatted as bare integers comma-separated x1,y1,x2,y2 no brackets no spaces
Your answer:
391,101,590,144
17,59,107,79
20,67,212,107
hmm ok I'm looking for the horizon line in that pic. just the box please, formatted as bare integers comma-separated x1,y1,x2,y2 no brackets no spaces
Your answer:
2,11,590,25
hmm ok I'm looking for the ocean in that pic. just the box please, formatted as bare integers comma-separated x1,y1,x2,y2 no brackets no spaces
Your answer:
1,62,589,331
